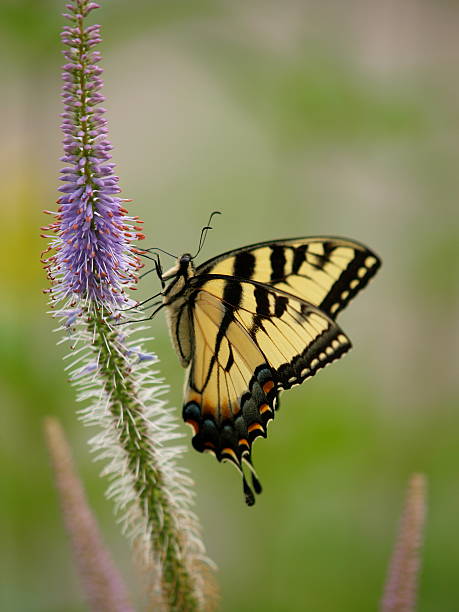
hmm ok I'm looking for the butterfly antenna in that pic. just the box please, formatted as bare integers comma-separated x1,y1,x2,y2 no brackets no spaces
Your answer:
193,210,221,259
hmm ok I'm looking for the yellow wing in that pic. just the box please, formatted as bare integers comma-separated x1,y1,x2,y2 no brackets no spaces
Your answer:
197,236,381,318
182,277,351,505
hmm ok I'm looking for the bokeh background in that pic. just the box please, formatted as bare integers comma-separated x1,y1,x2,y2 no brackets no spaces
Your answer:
2,0,459,610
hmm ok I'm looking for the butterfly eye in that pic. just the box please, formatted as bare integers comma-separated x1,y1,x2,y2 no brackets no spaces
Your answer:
180,253,192,265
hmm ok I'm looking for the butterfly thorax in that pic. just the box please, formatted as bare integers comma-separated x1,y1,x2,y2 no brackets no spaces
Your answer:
162,254,196,368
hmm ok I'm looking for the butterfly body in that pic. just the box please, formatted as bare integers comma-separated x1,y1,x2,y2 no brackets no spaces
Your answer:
162,253,196,367
159,237,381,505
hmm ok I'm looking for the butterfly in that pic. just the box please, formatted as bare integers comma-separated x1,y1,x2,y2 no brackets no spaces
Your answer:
142,219,381,505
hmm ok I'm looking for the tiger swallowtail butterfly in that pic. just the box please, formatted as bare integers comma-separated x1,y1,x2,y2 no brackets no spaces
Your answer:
142,230,381,505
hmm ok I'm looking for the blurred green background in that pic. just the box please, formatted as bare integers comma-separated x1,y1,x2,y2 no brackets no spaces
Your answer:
1,0,459,610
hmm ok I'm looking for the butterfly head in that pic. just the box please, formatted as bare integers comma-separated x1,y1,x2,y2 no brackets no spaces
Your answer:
179,252,193,266
162,253,195,283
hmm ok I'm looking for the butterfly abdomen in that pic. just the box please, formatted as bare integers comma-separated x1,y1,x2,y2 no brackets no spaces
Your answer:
163,259,197,367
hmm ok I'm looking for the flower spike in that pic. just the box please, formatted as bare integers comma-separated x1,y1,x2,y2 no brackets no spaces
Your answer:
42,2,216,610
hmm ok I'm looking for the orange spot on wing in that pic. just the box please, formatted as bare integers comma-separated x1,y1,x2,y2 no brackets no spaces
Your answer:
222,448,238,462
263,380,275,394
248,423,264,434
259,403,271,415
238,438,249,447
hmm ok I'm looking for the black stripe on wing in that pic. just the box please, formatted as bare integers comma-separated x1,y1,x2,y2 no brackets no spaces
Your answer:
233,250,256,278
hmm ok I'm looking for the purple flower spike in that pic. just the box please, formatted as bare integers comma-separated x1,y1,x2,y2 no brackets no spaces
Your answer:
42,0,144,307
42,3,216,608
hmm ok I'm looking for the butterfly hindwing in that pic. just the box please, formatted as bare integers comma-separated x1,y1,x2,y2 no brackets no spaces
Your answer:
182,277,351,502
197,236,381,318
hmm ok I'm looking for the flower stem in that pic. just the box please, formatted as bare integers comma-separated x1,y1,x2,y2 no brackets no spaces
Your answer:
87,305,202,611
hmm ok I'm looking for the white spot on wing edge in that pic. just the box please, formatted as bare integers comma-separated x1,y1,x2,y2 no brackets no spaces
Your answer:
330,303,340,314
365,256,377,267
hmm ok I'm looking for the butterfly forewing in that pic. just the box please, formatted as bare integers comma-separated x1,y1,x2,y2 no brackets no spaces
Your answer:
197,237,381,318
